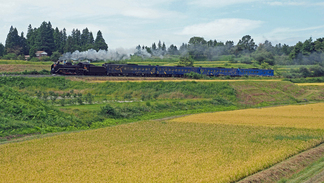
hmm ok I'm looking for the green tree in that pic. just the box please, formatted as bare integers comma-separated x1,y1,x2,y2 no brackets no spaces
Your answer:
188,37,207,45
5,26,23,55
26,24,37,52
167,44,179,55
53,27,62,52
35,21,55,55
178,56,194,66
301,37,314,56
314,38,324,52
290,41,303,60
29,46,37,58
64,36,74,53
236,35,257,53
299,66,311,78
309,65,324,77
94,30,108,51
0,43,4,57
152,42,157,51
188,37,207,60
51,51,61,61
60,28,67,53
251,50,275,65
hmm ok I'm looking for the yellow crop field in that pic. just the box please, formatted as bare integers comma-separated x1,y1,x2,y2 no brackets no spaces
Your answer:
1,103,324,182
170,103,324,129
296,83,324,86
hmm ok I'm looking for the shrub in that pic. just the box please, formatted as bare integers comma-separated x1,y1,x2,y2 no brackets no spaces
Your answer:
184,72,204,79
100,104,119,118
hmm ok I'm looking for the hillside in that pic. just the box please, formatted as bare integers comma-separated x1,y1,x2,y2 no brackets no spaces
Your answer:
1,76,324,140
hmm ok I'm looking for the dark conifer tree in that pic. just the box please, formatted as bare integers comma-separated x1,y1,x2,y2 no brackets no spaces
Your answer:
60,28,67,53
162,42,166,51
19,32,28,55
5,26,23,55
64,35,74,53
35,21,55,55
53,27,62,52
94,30,108,51
0,43,4,57
152,43,157,51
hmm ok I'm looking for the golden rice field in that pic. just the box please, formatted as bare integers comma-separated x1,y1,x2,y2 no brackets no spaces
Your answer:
296,83,324,86
1,103,324,182
170,103,324,129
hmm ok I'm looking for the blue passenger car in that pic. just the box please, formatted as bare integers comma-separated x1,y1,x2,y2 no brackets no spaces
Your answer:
238,68,274,77
156,66,200,77
106,64,156,76
201,67,239,76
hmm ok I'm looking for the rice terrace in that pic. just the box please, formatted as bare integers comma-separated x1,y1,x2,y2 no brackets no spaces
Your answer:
1,17,324,182
2,104,324,182
1,72,324,182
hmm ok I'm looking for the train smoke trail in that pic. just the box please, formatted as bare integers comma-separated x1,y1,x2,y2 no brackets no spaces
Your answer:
59,48,154,61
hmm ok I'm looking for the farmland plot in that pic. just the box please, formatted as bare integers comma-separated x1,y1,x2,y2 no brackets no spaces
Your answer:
1,103,324,182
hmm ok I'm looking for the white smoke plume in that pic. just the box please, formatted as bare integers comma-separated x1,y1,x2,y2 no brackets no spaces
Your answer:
59,48,146,61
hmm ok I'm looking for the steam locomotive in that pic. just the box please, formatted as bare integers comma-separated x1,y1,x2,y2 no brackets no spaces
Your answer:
51,62,274,77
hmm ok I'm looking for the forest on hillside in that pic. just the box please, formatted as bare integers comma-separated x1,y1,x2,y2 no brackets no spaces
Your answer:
0,21,324,70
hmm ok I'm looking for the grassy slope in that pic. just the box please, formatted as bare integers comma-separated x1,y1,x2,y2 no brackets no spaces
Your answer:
278,157,324,183
1,76,324,139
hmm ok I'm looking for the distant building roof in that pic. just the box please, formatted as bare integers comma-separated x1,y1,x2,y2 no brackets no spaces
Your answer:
35,51,48,57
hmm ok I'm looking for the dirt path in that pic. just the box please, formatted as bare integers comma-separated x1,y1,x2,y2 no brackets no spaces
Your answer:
238,143,324,183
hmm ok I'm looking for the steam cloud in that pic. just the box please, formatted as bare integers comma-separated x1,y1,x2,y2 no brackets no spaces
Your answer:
59,48,145,61
59,47,167,62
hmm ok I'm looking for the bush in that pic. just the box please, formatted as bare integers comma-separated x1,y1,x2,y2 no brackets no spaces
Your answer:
184,72,204,79
30,57,40,62
178,56,194,67
2,53,17,60
239,56,252,64
100,104,119,118
39,56,51,61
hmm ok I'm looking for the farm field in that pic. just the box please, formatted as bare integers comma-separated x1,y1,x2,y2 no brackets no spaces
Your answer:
169,103,324,129
296,83,324,86
2,103,324,182
0,64,49,73
0,60,51,73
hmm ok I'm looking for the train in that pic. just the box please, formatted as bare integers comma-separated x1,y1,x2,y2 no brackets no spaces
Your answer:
51,61,274,77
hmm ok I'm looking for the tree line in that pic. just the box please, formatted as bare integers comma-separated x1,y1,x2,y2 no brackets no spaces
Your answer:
0,21,108,60
136,35,324,67
0,21,324,67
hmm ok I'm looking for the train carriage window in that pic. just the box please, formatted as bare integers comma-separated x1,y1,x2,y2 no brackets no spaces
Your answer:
124,67,127,70
175,69,177,72
182,69,184,72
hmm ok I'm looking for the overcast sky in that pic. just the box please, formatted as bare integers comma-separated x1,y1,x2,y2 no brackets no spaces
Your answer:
0,0,323,49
